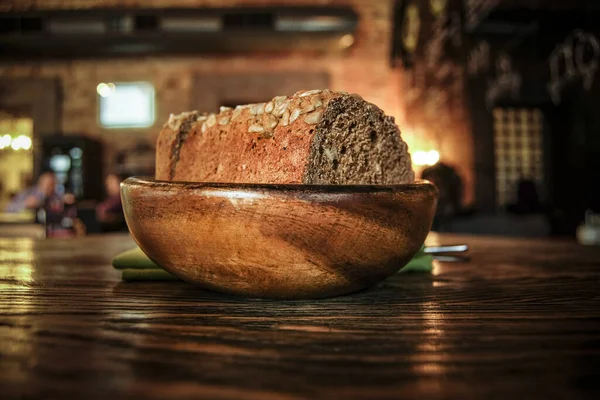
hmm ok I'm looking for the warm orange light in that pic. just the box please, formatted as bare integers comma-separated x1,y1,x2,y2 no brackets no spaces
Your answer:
339,34,355,48
412,150,440,166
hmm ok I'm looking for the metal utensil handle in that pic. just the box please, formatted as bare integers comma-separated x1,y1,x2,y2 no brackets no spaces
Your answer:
424,244,469,254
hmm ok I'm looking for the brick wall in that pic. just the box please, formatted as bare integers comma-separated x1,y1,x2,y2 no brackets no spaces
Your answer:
394,0,474,205
0,0,475,206
1,0,406,176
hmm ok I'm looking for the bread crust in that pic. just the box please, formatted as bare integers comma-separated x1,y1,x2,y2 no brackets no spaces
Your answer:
156,90,414,184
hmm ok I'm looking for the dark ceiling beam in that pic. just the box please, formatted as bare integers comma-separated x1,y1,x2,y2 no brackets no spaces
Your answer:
0,6,358,60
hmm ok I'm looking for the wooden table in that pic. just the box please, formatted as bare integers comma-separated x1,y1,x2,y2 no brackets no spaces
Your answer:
0,211,44,239
1,233,599,399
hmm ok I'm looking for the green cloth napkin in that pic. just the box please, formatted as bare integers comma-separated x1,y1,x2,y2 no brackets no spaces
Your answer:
112,245,433,281
112,247,179,281
398,245,434,273
112,247,161,270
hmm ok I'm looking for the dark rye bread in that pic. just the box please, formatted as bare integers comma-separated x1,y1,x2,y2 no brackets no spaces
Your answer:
156,90,415,185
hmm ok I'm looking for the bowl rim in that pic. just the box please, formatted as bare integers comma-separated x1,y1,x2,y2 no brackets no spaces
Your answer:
122,176,438,194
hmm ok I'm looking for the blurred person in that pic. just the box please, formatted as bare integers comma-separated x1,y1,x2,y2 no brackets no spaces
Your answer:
96,173,127,231
421,161,464,231
5,171,62,213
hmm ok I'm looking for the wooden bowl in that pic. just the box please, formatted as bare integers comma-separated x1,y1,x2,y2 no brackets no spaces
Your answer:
121,177,438,299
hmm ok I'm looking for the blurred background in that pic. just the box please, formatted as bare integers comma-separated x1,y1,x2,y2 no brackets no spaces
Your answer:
0,0,599,240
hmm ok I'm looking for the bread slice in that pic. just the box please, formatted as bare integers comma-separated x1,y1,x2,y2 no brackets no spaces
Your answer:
156,90,414,184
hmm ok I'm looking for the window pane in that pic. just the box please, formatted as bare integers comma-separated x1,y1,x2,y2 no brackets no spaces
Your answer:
98,82,155,128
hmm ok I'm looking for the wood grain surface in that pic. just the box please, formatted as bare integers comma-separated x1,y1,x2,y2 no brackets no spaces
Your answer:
1,233,600,399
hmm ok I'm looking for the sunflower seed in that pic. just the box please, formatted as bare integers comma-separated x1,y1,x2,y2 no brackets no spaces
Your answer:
281,109,290,126
272,101,289,117
261,130,274,139
219,116,230,125
302,104,315,114
206,114,217,127
201,122,207,134
265,114,278,130
248,124,264,133
265,101,274,113
273,95,287,105
299,89,321,97
290,108,301,123
166,113,176,129
220,106,232,113
250,103,265,115
167,111,198,131
311,96,323,108
304,110,323,125
231,107,243,120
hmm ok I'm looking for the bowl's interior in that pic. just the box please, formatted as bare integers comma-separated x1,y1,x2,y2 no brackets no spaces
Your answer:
123,176,437,193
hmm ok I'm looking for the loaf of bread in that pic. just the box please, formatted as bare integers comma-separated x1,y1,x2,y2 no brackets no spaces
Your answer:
156,89,414,184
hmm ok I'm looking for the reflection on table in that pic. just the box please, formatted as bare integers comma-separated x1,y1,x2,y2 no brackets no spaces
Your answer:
0,211,44,238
